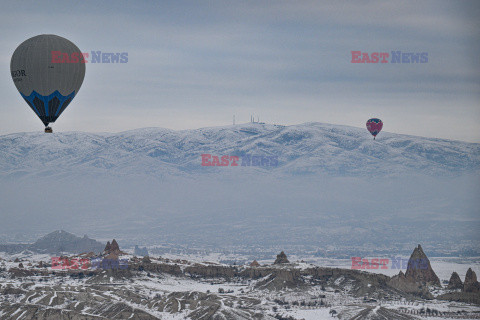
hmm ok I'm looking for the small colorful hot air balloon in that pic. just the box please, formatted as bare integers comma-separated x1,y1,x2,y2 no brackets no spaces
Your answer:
366,118,383,140
10,34,85,133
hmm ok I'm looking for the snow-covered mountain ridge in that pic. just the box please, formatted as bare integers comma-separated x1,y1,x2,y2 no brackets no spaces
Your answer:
1,122,478,178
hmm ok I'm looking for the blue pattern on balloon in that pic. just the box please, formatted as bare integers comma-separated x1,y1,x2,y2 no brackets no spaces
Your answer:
21,90,76,118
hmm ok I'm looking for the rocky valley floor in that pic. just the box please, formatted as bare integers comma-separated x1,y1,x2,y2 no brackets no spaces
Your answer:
1,252,479,320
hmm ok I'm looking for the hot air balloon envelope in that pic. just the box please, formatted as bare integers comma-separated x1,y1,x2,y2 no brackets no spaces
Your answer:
366,118,383,139
10,34,85,128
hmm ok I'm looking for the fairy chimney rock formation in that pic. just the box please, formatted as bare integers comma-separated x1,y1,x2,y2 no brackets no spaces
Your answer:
274,251,289,264
404,244,440,286
447,271,463,290
464,268,480,293
250,260,260,267
104,241,111,253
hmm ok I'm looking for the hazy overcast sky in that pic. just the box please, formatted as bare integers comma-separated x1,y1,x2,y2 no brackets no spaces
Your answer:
1,1,479,141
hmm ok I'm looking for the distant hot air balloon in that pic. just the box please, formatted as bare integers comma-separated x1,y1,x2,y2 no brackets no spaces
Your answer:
366,118,383,140
10,34,85,133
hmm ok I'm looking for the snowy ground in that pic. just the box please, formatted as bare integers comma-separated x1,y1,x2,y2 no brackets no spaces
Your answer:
1,251,480,319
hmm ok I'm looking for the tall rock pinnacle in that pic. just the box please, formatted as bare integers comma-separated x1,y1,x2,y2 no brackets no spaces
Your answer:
404,244,440,286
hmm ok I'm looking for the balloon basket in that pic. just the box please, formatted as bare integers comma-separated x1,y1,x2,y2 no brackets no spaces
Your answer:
44,127,53,133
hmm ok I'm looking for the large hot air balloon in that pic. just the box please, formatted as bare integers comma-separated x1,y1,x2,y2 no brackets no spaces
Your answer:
366,118,383,140
10,34,85,133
